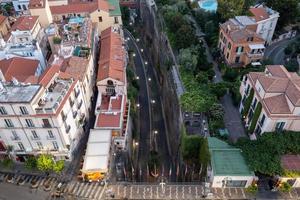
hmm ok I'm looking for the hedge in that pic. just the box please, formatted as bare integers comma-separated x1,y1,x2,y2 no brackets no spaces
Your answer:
248,102,262,134
242,88,254,118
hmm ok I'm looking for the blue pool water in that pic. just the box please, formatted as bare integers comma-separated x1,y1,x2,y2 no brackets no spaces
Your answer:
198,0,218,12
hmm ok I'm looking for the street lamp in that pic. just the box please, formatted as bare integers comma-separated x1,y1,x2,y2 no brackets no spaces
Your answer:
154,130,158,134
129,22,133,26
136,103,140,108
133,53,136,57
148,77,151,81
126,37,130,41
136,76,139,80
144,61,148,65
141,49,144,52
151,99,156,104
136,38,140,42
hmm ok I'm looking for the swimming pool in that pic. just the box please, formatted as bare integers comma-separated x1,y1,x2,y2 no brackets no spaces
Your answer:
198,0,218,12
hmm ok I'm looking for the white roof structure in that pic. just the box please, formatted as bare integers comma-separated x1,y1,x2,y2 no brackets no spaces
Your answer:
249,44,265,49
82,129,112,172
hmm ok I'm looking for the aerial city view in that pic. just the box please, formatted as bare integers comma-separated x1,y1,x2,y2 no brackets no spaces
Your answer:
0,0,299,199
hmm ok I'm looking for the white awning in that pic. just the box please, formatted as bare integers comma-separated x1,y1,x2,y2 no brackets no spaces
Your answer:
249,44,265,49
82,129,112,172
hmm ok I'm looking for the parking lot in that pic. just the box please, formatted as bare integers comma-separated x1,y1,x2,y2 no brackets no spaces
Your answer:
183,112,209,137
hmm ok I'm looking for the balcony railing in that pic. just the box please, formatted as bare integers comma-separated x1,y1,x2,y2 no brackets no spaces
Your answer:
11,136,20,141
31,136,40,140
47,136,56,140
42,124,52,128
247,52,264,58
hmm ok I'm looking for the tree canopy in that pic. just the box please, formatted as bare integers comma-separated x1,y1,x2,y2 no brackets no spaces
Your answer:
37,154,54,172
217,0,245,21
236,132,300,176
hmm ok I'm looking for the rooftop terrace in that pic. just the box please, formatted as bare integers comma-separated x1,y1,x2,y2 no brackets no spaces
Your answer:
0,81,41,103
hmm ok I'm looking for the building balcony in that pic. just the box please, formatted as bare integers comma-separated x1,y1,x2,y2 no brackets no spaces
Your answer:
42,124,52,128
31,136,40,140
47,136,56,140
247,52,264,58
11,136,20,141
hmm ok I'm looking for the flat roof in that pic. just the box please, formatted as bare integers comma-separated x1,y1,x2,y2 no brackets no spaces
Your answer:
82,129,112,172
0,82,40,103
208,137,254,176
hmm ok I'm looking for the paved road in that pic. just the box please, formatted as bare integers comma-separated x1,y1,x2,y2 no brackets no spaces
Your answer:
125,30,151,182
264,36,299,64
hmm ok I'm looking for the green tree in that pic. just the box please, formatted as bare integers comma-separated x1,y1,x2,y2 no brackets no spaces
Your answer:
181,135,203,164
285,59,299,73
121,6,130,26
265,0,299,29
217,0,245,20
178,48,198,72
208,103,225,121
195,71,209,84
53,160,65,174
199,138,210,175
37,154,54,172
25,157,37,170
174,24,196,49
180,90,215,113
209,82,228,99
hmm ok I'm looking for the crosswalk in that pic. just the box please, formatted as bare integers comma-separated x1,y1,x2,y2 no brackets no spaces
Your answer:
64,181,105,199
0,172,57,188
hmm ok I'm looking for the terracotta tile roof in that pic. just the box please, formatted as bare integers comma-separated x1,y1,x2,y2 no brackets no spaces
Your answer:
38,64,61,87
11,16,39,31
286,82,300,106
249,7,270,22
264,94,291,114
0,57,39,82
281,155,300,171
258,76,289,93
96,113,121,128
97,27,125,82
50,3,98,14
60,56,89,81
98,94,123,110
29,0,46,8
220,19,264,43
266,65,290,78
248,72,261,83
0,15,7,25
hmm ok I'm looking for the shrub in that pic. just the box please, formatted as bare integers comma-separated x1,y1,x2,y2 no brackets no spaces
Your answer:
248,102,262,134
1,158,13,169
25,157,37,170
223,68,239,82
279,182,292,193
53,37,62,44
246,184,258,194
241,88,254,118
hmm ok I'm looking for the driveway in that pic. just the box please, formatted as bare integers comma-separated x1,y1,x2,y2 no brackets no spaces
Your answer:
264,36,299,64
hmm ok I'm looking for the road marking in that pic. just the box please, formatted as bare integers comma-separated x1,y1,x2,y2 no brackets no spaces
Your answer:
156,186,159,199
123,185,127,198
130,185,133,199
80,183,90,197
150,186,153,199
75,182,84,196
168,186,172,199
137,185,140,194
181,186,185,199
228,188,231,197
83,182,94,197
88,183,98,199
143,187,146,199
93,183,103,199
241,188,246,199
117,185,120,196
195,186,198,198
175,186,178,199
97,183,107,200
188,186,191,194
68,181,78,193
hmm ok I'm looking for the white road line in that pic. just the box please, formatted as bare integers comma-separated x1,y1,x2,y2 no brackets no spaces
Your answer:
137,185,140,194
66,181,76,194
195,186,198,198
117,185,120,196
87,182,97,198
75,182,84,196
83,182,93,197
69,181,78,194
79,182,89,197
156,186,159,199
123,186,127,198
175,186,178,199
93,184,103,199
130,186,133,199
241,189,246,199
96,183,106,200
182,186,185,199
150,186,153,199
36,177,43,186
143,187,146,199
73,182,82,195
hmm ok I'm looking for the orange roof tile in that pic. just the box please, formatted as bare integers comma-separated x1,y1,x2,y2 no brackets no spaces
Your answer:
0,57,39,82
96,113,121,127
266,65,290,78
61,56,89,81
249,7,270,22
11,16,39,31
0,15,7,25
29,0,46,8
97,27,125,82
50,3,98,14
281,155,300,171
38,64,61,87
264,94,291,114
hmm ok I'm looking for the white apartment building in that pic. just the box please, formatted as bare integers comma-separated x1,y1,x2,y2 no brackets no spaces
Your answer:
12,0,30,15
0,16,47,72
239,65,300,136
0,67,87,162
249,4,279,45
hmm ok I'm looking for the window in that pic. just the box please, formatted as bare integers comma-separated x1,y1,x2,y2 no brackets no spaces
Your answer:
22,4,27,10
20,106,28,115
31,130,39,139
36,142,43,149
98,16,103,22
0,107,7,115
69,98,74,107
275,122,285,132
235,46,244,53
235,56,240,63
25,119,34,127
42,119,51,128
11,131,19,140
226,52,229,59
18,142,25,151
4,119,14,127
114,17,119,24
224,180,247,187
18,5,21,10
61,112,67,121
260,114,266,126
247,37,254,42
252,98,257,109
227,42,231,50
48,130,54,138
52,141,59,150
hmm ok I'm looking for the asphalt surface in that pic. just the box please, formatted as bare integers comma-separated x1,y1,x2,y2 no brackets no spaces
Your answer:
125,30,151,182
125,28,173,182
264,36,299,64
